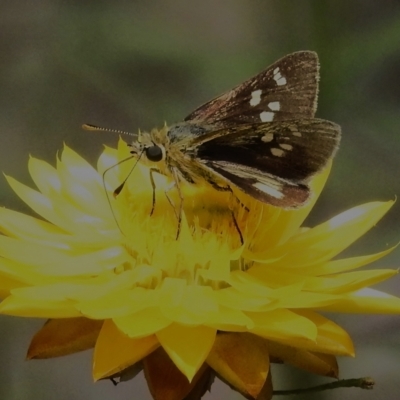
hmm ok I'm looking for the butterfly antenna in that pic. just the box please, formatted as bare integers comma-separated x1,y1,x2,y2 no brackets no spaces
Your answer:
82,124,137,138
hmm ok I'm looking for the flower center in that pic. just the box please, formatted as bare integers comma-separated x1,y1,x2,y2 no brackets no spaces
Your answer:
110,163,259,289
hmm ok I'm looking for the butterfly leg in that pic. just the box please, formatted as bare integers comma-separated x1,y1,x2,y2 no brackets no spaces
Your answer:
209,182,245,245
172,168,184,239
148,167,182,239
149,167,162,216
161,168,183,239
163,182,179,220
230,210,244,245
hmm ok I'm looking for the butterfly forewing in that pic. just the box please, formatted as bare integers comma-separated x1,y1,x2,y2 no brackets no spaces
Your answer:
184,51,319,125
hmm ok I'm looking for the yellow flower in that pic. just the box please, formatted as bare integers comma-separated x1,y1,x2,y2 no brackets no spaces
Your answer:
1,138,399,399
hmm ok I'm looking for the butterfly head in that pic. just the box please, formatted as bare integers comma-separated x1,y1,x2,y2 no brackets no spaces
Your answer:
130,125,169,165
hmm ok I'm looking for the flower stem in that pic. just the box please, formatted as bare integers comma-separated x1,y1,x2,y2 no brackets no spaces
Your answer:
273,377,374,396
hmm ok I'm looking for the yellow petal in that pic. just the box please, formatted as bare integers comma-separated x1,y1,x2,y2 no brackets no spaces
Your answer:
78,287,159,319
4,174,62,227
156,323,216,381
0,205,117,250
0,207,68,246
28,156,60,195
0,295,80,318
0,274,27,297
96,147,123,197
27,317,103,359
159,280,219,325
214,287,274,312
56,154,110,218
6,170,114,235
247,265,304,286
275,310,355,356
10,284,85,302
248,309,318,342
263,162,331,248
287,201,394,265
0,235,129,276
289,245,397,275
278,291,339,309
321,288,400,313
0,236,68,271
58,145,103,190
0,258,53,286
50,194,113,233
93,319,159,381
304,269,398,294
206,306,254,331
228,270,278,297
113,307,171,338
96,146,118,173
252,200,393,267
227,270,338,309
207,332,269,399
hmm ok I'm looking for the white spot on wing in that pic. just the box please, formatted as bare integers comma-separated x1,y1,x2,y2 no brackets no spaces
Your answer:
273,67,287,86
260,111,274,122
271,148,285,157
261,133,274,142
249,89,262,106
280,143,293,151
276,77,287,86
253,182,284,199
268,101,280,111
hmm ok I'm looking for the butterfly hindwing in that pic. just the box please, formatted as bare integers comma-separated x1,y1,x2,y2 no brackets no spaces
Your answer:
184,51,319,125
202,161,310,208
195,119,341,198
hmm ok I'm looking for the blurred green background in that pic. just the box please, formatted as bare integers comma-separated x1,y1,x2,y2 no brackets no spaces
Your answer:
1,1,400,399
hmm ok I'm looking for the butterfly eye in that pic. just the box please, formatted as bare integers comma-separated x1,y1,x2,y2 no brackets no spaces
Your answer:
146,145,163,162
